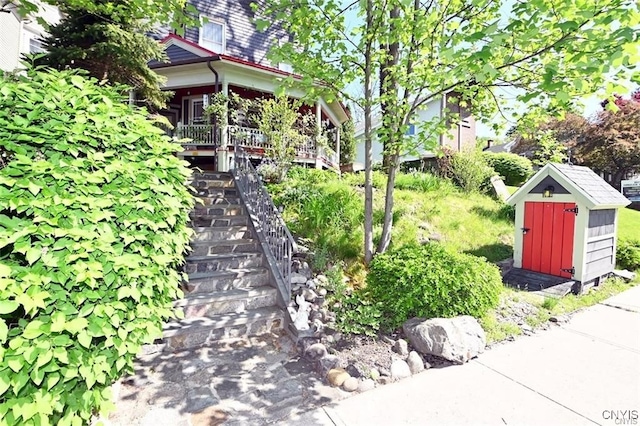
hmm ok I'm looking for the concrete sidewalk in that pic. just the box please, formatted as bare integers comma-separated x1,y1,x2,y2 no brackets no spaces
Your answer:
286,286,640,426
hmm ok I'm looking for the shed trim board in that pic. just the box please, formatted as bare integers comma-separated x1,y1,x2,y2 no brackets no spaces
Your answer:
508,163,629,284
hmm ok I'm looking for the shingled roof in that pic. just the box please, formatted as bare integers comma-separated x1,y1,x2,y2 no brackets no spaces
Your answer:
507,163,631,209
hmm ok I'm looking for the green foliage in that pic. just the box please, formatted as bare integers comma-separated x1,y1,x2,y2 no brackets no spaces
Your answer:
439,149,495,193
394,171,456,194
481,152,533,186
37,4,171,110
286,166,335,185
532,130,567,167
340,119,357,164
0,68,194,425
617,239,640,271
341,170,387,189
271,179,363,263
366,243,503,330
255,95,313,181
324,265,382,337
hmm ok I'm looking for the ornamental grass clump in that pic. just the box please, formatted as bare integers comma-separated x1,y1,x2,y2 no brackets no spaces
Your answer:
0,68,194,425
366,243,503,330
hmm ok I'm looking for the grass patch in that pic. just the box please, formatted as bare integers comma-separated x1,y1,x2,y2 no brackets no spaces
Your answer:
482,276,638,344
618,207,640,241
549,277,636,315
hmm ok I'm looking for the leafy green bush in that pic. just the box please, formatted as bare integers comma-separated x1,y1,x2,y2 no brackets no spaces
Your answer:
273,182,363,263
366,243,503,330
394,171,455,194
285,166,335,185
617,239,640,271
0,69,194,425
341,170,387,189
481,152,533,186
437,148,495,193
324,264,381,337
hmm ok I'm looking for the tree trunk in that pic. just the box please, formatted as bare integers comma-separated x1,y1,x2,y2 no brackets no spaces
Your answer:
363,0,375,265
377,150,399,254
379,5,400,172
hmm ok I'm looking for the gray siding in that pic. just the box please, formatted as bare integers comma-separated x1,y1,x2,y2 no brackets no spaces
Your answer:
186,0,287,66
583,209,617,281
528,176,570,195
588,209,616,238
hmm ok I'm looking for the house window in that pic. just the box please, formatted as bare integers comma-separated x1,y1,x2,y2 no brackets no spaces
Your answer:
29,38,45,54
191,99,205,124
199,19,224,53
405,124,416,136
279,63,293,73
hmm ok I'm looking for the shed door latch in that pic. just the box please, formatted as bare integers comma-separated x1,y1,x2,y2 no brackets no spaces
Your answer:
564,207,579,215
521,227,530,234
561,267,575,275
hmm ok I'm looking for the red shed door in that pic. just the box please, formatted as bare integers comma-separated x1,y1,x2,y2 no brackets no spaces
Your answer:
522,202,576,278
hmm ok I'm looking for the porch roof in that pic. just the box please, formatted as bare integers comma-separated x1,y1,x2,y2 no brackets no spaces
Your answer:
150,34,350,123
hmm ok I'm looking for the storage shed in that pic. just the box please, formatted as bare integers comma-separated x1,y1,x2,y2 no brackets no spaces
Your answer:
507,163,630,290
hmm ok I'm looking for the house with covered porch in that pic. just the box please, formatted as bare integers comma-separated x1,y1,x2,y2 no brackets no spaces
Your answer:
150,13,349,172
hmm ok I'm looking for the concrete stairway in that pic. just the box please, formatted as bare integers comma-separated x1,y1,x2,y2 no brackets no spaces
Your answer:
162,172,284,350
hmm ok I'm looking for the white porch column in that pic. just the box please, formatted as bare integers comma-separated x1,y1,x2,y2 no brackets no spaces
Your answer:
218,81,230,172
335,124,341,171
315,100,322,169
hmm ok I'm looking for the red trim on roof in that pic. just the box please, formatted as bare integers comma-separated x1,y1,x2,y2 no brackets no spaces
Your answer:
161,33,217,56
159,33,350,120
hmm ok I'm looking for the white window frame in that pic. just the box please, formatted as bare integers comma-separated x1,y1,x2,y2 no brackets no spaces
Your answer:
198,16,225,53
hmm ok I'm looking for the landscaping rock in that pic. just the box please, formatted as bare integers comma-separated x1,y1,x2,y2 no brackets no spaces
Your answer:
327,369,350,387
378,367,390,377
406,351,425,375
358,378,376,392
318,354,339,375
304,343,327,360
291,272,308,284
392,339,409,357
317,288,327,297
377,376,392,385
316,274,329,285
306,279,317,289
390,360,411,381
403,316,486,364
346,364,363,378
301,288,319,302
342,377,359,392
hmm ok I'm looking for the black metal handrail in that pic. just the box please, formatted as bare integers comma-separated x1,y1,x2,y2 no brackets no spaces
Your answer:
231,143,297,298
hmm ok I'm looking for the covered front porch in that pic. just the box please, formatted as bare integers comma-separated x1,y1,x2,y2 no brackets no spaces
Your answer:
151,43,348,172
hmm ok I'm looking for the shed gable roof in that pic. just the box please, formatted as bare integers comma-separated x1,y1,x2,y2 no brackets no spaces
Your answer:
507,163,630,209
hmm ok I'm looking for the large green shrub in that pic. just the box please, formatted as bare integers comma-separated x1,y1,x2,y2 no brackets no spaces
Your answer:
481,152,533,186
617,239,640,271
437,148,495,193
0,69,194,425
366,243,503,330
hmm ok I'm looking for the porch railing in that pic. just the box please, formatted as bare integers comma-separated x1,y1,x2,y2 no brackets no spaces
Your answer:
175,123,217,146
231,142,297,305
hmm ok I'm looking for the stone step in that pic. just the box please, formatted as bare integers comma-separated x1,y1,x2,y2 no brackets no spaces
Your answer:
192,204,245,216
191,226,253,241
193,187,238,198
198,196,242,206
192,172,233,181
163,306,284,350
191,178,235,189
190,239,259,256
185,253,263,274
185,268,271,293
190,215,248,228
176,286,278,317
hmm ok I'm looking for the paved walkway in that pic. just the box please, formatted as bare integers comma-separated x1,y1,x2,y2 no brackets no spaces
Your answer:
289,286,640,426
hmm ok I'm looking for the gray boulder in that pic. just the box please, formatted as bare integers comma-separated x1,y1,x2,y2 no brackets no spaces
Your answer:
406,351,425,375
390,360,411,381
403,316,486,364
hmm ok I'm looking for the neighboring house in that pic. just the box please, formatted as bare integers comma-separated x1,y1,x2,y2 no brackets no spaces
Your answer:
0,1,61,72
483,139,516,153
150,0,349,172
354,91,476,165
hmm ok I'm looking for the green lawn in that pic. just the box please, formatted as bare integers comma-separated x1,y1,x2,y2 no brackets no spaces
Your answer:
618,207,640,240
